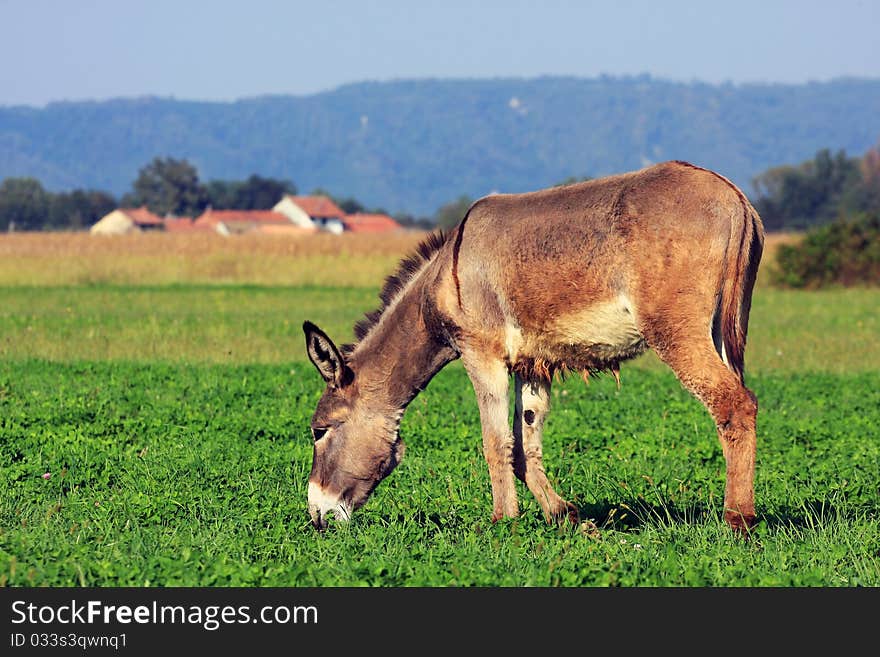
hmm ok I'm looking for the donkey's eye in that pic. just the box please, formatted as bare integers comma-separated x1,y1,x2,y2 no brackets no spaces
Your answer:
312,427,329,441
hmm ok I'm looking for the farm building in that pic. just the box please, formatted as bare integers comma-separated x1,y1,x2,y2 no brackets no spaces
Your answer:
273,195,347,234
162,217,197,232
90,196,403,237
90,207,166,235
192,208,316,235
341,212,402,233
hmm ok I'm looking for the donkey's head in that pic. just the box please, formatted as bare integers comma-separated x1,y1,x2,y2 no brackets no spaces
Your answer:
302,321,405,529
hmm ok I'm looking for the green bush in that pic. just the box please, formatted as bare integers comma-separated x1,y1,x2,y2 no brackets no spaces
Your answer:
773,213,880,288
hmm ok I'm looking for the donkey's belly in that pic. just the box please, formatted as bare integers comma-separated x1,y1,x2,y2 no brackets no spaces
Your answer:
510,295,647,372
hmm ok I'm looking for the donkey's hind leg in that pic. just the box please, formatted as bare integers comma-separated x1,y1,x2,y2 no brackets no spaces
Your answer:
647,329,758,535
461,352,519,522
513,373,579,524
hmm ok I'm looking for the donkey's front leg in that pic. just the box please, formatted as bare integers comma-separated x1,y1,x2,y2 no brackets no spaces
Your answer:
513,373,579,525
462,354,518,521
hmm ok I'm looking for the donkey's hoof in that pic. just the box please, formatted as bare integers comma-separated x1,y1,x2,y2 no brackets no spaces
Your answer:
725,510,757,538
491,509,519,523
547,502,580,526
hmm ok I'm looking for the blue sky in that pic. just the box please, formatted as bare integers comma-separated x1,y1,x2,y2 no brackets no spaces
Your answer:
1,0,878,106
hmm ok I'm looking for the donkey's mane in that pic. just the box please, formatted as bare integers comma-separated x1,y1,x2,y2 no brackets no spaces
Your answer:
342,230,449,355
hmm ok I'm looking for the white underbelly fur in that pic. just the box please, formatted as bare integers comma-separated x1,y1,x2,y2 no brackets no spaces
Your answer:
506,295,644,362
549,295,641,348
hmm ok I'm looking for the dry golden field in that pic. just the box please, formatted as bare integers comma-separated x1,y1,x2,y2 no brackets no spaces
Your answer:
0,229,801,287
761,231,802,259
0,230,433,287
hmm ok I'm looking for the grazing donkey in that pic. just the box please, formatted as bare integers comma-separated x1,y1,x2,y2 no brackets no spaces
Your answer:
304,160,764,535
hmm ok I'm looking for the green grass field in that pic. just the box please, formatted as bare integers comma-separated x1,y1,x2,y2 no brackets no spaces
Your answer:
1,285,877,372
1,235,879,587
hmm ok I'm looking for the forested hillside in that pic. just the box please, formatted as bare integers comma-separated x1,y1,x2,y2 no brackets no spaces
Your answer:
2,75,880,215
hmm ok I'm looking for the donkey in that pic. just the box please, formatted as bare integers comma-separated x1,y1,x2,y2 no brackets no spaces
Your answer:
303,160,764,535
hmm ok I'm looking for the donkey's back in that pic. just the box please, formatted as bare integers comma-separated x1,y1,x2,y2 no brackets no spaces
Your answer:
448,160,763,381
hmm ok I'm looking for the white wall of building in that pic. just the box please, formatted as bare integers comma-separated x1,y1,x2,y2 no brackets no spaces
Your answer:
89,210,136,235
272,197,315,228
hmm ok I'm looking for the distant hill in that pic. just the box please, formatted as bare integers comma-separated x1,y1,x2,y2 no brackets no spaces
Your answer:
2,75,880,216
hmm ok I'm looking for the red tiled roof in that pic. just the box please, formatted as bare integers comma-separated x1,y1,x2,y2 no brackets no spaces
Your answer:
122,206,164,226
285,195,345,219
162,217,197,232
341,213,402,233
193,209,292,227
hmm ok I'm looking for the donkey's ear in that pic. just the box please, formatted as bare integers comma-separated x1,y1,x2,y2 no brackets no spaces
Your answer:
303,321,351,387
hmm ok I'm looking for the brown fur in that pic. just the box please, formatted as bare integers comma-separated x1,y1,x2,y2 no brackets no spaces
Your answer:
343,230,449,355
304,160,765,535
670,160,763,381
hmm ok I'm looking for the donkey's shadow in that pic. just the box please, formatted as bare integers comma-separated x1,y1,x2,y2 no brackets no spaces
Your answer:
575,499,713,531
572,498,878,533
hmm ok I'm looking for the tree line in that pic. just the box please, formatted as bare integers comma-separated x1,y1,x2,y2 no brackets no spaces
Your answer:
752,142,880,231
0,157,434,232
1,146,878,233
0,158,300,232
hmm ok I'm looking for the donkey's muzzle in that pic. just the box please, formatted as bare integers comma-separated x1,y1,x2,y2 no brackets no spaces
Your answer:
308,480,350,530
310,508,328,531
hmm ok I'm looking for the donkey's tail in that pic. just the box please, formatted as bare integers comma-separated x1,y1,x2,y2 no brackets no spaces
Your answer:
720,198,765,383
